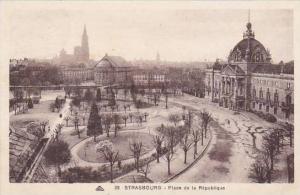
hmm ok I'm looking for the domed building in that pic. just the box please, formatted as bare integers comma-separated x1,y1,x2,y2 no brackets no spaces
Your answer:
205,20,294,123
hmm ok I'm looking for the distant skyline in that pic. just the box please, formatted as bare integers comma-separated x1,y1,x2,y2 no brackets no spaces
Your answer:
4,5,293,63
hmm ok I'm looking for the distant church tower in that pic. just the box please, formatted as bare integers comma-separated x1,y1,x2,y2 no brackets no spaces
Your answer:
81,24,89,62
156,52,160,64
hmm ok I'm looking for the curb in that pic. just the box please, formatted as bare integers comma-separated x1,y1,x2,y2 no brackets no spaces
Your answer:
162,128,213,183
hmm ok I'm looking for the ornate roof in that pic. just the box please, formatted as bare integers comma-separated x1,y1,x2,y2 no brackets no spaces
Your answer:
228,22,271,64
95,54,131,68
253,61,294,75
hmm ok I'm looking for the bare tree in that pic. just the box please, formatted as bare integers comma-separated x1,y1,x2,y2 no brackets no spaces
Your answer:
82,114,86,126
262,132,278,171
64,116,71,127
139,160,151,178
135,114,143,126
249,152,272,183
186,110,193,133
103,115,113,137
112,114,122,137
96,141,119,183
180,133,193,164
129,140,143,172
199,110,212,138
143,112,149,122
168,113,181,127
182,106,186,120
69,105,73,115
122,115,128,127
152,134,164,163
129,113,133,123
162,126,178,154
163,142,175,175
165,92,168,109
53,123,64,141
191,128,201,159
40,120,49,134
73,116,80,138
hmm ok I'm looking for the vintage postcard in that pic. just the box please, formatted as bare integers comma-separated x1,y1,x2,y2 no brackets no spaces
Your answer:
0,1,299,195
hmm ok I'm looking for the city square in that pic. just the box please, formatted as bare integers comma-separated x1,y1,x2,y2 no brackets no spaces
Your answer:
8,8,294,184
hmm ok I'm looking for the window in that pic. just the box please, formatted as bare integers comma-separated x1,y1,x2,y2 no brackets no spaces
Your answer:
266,105,269,113
266,88,270,102
274,90,279,103
252,88,256,99
259,88,263,99
259,103,262,110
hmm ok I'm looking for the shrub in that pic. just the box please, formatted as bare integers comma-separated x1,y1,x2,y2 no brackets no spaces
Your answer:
28,98,34,109
252,110,277,123
72,97,81,107
32,97,40,104
265,113,277,123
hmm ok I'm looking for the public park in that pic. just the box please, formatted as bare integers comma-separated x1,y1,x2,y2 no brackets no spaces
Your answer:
9,83,294,183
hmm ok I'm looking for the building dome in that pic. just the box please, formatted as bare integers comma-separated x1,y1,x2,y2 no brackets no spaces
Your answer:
228,22,271,63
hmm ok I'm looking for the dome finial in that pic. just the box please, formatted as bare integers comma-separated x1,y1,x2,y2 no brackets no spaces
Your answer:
248,9,250,23
243,9,255,39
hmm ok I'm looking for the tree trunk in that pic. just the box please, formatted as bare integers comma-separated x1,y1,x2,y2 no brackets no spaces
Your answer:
184,150,187,164
194,142,198,159
136,157,139,172
110,164,113,183
165,95,168,109
201,131,204,146
57,164,61,178
168,160,171,175
271,156,274,170
267,171,271,183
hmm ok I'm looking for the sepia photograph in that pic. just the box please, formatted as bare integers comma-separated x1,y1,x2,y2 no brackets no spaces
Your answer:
0,1,299,195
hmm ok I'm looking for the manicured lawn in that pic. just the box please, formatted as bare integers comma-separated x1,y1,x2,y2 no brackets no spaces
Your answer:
77,132,154,163
61,127,89,149
10,100,57,128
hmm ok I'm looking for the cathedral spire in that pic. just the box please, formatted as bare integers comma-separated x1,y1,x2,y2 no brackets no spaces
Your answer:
83,24,87,36
81,24,89,62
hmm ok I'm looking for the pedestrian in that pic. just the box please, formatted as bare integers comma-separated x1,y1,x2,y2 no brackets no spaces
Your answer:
48,126,50,132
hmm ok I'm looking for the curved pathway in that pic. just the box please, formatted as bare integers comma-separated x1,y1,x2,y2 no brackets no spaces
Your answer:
67,129,157,169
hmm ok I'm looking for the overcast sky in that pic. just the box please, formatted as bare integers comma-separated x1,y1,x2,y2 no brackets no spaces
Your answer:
5,4,293,63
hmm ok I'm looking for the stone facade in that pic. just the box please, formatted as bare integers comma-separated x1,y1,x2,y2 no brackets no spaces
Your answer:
133,69,168,87
94,54,133,86
61,66,94,83
205,21,294,122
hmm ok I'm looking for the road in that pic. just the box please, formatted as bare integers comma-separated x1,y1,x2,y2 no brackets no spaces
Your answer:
22,98,71,182
167,94,271,183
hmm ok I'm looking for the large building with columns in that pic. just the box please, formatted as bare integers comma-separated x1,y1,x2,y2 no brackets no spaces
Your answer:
205,21,294,122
